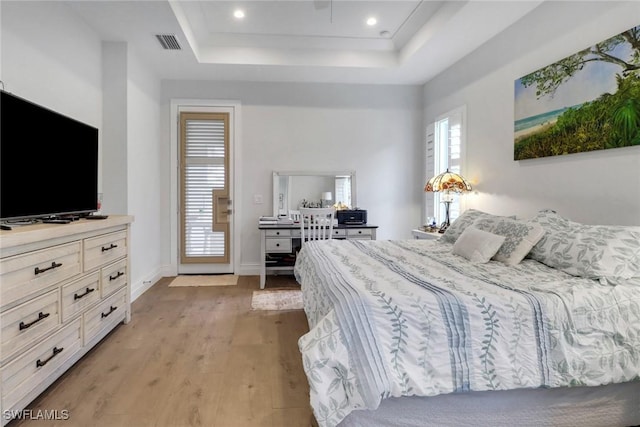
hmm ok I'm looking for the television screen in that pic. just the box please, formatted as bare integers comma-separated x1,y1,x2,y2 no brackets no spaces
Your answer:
1,91,99,221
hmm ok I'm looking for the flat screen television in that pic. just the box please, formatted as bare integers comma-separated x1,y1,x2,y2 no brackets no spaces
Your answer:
1,90,99,222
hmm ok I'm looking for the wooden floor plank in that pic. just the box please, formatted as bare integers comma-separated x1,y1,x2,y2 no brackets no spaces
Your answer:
9,275,313,427
271,311,312,409
214,343,276,427
273,408,317,427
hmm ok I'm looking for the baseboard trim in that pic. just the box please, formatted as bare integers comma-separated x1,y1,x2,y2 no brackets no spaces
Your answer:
131,267,164,302
238,263,261,276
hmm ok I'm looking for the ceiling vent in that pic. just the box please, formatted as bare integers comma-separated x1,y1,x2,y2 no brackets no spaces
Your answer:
155,34,181,50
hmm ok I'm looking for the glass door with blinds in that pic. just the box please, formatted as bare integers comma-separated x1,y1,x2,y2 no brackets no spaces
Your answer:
179,112,232,273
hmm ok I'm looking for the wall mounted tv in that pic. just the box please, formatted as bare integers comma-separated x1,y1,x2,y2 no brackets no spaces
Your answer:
1,90,99,222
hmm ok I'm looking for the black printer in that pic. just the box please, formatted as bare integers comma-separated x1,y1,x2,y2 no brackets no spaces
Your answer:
337,209,367,225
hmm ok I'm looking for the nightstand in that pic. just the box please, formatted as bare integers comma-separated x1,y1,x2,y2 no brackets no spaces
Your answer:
411,229,441,240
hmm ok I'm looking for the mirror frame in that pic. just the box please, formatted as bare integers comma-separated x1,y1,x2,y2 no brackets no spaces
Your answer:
272,171,356,217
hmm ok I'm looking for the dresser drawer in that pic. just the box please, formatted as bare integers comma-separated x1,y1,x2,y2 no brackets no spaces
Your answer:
83,289,126,345
84,230,127,272
1,318,82,412
265,229,291,237
101,259,128,298
265,238,292,253
61,272,101,323
347,228,373,238
331,229,346,238
1,290,60,363
0,242,81,308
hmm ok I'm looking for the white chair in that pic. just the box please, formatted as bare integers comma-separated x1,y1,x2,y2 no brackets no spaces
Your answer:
289,209,301,223
300,207,335,246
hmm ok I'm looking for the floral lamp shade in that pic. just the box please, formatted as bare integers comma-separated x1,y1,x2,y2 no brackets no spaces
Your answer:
424,169,472,193
424,169,472,232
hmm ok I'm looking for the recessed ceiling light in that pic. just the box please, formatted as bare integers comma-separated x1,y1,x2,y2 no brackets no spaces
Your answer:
234,9,245,19
366,17,377,26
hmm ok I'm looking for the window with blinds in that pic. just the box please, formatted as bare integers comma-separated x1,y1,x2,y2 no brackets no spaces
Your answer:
180,112,229,263
335,176,352,207
425,107,465,226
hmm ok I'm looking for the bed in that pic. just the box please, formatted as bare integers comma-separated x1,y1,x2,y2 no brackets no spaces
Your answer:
294,209,640,427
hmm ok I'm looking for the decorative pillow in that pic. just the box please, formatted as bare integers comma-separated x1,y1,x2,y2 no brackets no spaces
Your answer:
452,226,506,263
471,216,545,266
528,210,640,285
440,209,503,244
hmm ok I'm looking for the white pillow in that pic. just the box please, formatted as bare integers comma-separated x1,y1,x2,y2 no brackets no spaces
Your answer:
452,226,506,264
471,216,545,266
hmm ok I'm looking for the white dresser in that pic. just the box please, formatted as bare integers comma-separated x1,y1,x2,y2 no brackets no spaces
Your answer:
0,216,133,424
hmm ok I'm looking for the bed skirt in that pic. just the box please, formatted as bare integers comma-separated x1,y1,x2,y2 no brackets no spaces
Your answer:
338,381,640,427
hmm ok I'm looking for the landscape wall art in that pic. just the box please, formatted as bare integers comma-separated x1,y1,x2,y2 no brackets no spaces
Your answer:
514,25,640,160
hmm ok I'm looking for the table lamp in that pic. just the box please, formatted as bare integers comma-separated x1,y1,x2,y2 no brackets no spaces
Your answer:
321,192,333,208
424,169,472,232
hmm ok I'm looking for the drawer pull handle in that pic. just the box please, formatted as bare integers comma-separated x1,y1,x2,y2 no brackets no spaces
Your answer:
19,311,50,330
36,346,64,368
34,261,62,275
101,305,118,318
102,243,118,252
276,243,280,247
109,271,124,281
74,287,95,300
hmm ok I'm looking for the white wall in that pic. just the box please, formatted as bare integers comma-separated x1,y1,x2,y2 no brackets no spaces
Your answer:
102,42,128,215
1,1,102,131
423,1,640,226
161,81,424,273
127,49,163,299
2,2,164,299
101,41,163,299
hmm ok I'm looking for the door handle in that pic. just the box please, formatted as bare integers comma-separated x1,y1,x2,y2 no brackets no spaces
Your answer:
212,189,230,232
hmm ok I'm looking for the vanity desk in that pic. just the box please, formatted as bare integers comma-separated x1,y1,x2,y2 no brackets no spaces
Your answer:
259,223,378,289
262,169,374,288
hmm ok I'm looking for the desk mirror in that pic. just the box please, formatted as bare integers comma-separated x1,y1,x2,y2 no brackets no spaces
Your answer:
273,171,356,217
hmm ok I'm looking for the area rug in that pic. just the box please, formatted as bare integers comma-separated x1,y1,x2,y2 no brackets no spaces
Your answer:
250,289,303,311
168,274,239,287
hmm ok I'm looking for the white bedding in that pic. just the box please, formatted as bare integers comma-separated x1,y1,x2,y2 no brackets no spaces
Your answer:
294,239,640,427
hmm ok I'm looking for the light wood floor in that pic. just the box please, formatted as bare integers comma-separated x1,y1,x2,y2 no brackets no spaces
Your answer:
11,275,313,427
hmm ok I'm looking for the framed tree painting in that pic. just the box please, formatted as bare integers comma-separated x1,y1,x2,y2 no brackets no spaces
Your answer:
514,25,640,160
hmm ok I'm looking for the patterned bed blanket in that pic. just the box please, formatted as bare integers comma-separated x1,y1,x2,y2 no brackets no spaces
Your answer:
294,239,640,427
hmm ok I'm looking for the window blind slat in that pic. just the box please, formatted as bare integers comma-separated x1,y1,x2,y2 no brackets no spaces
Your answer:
425,123,435,222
